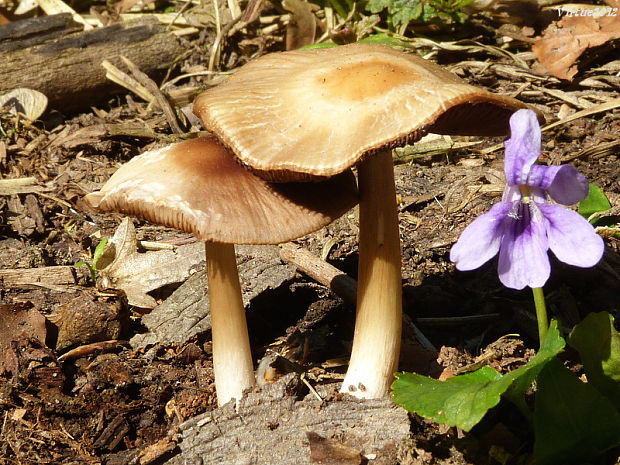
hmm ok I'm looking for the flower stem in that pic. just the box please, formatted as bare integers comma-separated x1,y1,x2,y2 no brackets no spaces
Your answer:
531,286,548,346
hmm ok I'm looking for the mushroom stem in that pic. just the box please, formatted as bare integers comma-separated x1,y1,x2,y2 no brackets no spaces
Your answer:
205,242,256,406
340,149,403,398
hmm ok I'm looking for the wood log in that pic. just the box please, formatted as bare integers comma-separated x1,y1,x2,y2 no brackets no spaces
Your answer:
129,245,297,348
0,14,187,113
0,13,82,52
168,374,413,465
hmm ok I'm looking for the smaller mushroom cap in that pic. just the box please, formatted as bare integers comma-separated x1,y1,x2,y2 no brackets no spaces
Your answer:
84,137,358,244
194,43,537,181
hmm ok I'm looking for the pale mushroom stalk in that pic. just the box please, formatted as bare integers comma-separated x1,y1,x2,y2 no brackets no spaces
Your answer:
205,242,255,405
340,150,402,398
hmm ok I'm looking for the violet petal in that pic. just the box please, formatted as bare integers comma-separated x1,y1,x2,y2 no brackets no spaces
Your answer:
539,203,605,267
528,164,589,205
502,185,521,203
497,202,550,289
504,110,541,186
530,186,547,204
450,202,512,271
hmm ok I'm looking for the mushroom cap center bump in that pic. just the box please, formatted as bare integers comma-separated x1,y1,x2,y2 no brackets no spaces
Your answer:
193,43,534,181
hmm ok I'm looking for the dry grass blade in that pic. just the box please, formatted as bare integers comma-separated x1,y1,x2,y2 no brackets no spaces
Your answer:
101,59,155,103
411,37,530,68
542,97,620,131
0,177,49,195
561,139,620,163
120,56,185,134
394,138,482,163
36,0,98,28
481,97,620,155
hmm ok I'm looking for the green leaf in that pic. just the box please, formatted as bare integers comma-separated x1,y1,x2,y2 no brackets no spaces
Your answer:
366,0,424,27
93,236,109,270
299,42,338,50
578,184,612,224
358,33,410,48
326,0,351,19
454,0,476,9
392,321,565,431
300,35,411,51
74,260,96,282
533,357,620,465
393,367,503,431
365,0,471,27
568,312,620,410
366,0,390,13
506,319,566,399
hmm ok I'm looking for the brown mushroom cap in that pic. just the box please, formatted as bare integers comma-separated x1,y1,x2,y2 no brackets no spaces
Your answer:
194,43,534,181
84,137,358,244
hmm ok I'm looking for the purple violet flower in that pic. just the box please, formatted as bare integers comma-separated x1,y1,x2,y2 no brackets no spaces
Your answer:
450,109,604,290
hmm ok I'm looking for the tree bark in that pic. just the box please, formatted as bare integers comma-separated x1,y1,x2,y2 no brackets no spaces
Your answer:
0,14,186,113
169,374,413,465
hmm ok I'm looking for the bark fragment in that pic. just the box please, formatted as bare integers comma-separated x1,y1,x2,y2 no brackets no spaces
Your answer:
170,374,412,465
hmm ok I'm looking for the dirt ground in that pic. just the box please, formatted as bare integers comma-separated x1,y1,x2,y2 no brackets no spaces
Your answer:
1,5,619,465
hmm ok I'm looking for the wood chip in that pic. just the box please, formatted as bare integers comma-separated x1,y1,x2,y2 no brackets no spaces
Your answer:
0,266,75,289
0,177,49,195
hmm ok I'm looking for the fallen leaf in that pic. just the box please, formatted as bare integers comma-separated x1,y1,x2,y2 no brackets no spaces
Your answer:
283,0,317,50
48,290,123,351
5,194,45,235
0,88,48,120
533,5,620,80
0,303,48,375
97,218,204,308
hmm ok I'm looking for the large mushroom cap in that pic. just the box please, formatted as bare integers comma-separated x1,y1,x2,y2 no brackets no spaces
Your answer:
84,137,358,244
194,43,535,181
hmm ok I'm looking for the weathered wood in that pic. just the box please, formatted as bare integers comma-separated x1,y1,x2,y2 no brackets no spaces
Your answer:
1,15,186,113
279,243,357,306
130,245,297,348
0,177,51,195
0,266,75,289
0,13,82,52
169,374,413,465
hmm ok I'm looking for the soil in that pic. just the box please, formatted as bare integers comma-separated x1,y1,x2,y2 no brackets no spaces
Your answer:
1,7,619,465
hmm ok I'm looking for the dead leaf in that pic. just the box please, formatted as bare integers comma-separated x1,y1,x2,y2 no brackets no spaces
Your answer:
283,0,317,50
0,88,48,121
97,218,204,308
6,195,40,236
533,7,620,80
0,303,48,375
48,290,123,351
307,432,362,465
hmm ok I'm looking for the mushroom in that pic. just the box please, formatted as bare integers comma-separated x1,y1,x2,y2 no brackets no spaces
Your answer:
84,136,358,406
193,43,537,399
